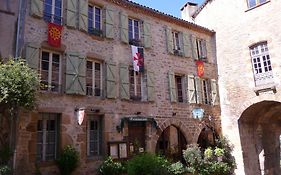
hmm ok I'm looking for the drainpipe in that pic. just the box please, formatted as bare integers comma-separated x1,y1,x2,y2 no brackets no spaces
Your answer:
15,0,23,58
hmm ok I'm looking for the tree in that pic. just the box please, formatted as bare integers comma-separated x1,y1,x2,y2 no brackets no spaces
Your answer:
0,58,39,170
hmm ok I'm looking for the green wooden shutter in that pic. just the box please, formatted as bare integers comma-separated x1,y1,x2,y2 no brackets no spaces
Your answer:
143,21,151,48
105,7,115,39
186,75,196,104
191,35,198,60
65,52,86,95
66,0,78,28
195,77,202,104
79,0,88,31
182,32,192,58
120,11,128,43
106,62,117,99
147,70,155,102
119,64,129,100
202,40,207,59
25,43,40,70
166,27,173,54
168,71,176,102
210,79,218,105
30,0,43,18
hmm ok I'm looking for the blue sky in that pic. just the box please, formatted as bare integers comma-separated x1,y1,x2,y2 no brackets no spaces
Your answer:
131,0,205,17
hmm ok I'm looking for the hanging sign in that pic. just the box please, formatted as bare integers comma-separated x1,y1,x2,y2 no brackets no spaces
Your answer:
76,108,85,125
48,22,63,47
196,60,204,78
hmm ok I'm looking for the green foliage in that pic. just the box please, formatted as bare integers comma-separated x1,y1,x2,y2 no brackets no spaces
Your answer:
56,145,79,175
168,162,187,175
127,153,171,175
183,137,236,175
99,157,125,175
0,59,39,112
0,165,12,175
0,145,12,165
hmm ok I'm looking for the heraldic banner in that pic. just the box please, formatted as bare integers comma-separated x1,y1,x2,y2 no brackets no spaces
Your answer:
48,22,63,47
196,60,204,78
131,45,144,72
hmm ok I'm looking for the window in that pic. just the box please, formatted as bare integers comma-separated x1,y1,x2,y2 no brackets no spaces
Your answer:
40,51,61,92
86,60,102,96
36,113,60,161
196,38,207,60
202,79,210,105
247,0,267,8
250,42,273,86
175,75,184,102
87,115,103,157
172,31,181,54
43,0,62,25
129,18,140,42
88,5,102,35
129,67,142,100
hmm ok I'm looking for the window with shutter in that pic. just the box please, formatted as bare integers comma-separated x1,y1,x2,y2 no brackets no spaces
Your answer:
120,12,129,43
182,32,192,58
65,52,86,95
86,60,103,97
165,27,173,54
186,75,196,104
106,62,117,99
143,21,151,48
88,4,102,37
129,67,142,101
210,79,218,105
40,50,61,92
195,77,203,104
146,70,155,102
202,79,210,105
128,18,141,45
105,6,114,39
119,64,130,100
25,43,40,70
191,35,198,60
66,0,78,28
43,0,62,25
79,0,88,32
30,0,44,18
168,71,176,102
196,38,207,61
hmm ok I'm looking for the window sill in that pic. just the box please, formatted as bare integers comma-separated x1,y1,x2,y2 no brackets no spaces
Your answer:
254,83,276,96
0,9,15,16
245,1,270,12
89,34,104,41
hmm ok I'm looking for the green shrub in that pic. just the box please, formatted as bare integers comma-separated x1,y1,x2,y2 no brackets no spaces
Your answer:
0,165,12,175
0,145,12,165
127,153,171,175
99,157,125,175
56,145,79,175
168,162,187,175
183,137,236,175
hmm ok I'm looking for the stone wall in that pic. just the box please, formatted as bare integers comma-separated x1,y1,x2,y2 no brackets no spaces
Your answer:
194,0,281,174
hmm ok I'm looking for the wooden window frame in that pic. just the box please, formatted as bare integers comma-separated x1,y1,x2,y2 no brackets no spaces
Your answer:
40,50,62,92
43,0,63,25
175,75,184,103
36,113,60,162
87,115,103,157
172,31,181,52
86,60,103,97
247,0,268,9
129,67,143,101
196,38,207,61
88,4,102,33
202,79,210,105
128,18,141,41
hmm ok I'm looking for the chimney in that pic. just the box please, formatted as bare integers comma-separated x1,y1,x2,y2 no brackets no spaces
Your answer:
181,2,198,22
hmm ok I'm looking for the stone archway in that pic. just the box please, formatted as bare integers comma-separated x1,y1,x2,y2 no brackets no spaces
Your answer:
238,100,281,175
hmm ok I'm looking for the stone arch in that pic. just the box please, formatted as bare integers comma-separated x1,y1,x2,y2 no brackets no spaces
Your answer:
150,118,204,152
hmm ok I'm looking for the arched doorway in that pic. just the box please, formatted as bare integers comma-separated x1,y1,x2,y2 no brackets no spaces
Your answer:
197,126,218,150
156,125,187,162
238,101,281,175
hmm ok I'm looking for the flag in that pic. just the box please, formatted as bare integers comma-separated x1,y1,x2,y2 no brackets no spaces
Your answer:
131,45,144,72
77,109,85,125
196,60,204,78
48,22,63,47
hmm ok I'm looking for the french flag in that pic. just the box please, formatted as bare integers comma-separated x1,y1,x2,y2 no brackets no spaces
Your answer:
131,45,144,72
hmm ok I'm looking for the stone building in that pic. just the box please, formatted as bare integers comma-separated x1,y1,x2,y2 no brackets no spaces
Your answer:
2,0,220,174
182,0,281,175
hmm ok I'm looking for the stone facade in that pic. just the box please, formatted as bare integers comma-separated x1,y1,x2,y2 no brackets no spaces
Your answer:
2,0,220,174
191,0,281,175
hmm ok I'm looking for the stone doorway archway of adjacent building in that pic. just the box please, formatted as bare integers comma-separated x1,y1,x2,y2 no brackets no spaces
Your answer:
238,99,281,175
